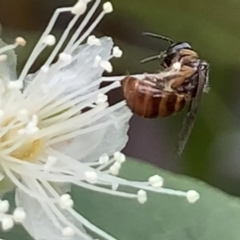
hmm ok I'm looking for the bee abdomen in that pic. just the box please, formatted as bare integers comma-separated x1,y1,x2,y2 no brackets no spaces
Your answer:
121,76,186,118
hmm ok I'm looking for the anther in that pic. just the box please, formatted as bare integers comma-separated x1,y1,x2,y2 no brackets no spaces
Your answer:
59,194,74,209
71,1,87,15
114,152,126,163
137,190,147,204
112,46,123,58
43,35,56,46
59,53,72,63
62,227,75,237
100,60,113,73
99,153,109,164
148,175,164,188
87,35,101,46
13,208,26,223
186,190,200,203
85,171,98,184
95,93,108,104
1,216,14,231
15,37,26,47
103,2,113,13
0,200,9,213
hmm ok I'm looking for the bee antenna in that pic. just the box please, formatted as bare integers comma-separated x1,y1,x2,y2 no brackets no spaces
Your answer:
140,55,160,64
142,32,174,44
141,51,166,64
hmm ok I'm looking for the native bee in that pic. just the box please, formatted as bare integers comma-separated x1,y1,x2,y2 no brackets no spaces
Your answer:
121,32,209,155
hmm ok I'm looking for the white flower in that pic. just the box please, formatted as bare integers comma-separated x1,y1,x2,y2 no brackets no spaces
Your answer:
0,1,200,240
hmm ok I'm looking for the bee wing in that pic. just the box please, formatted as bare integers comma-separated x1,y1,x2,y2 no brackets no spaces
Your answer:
177,62,209,155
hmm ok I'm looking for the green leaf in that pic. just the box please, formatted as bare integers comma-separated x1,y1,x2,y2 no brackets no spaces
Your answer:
3,158,240,240
73,158,240,240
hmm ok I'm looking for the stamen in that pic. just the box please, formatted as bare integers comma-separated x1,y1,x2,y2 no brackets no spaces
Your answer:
87,35,101,46
0,37,26,55
100,60,113,73
38,180,95,239
13,207,26,223
71,1,87,15
42,35,56,46
137,190,147,204
58,52,73,63
0,200,9,213
15,37,26,47
109,162,121,175
186,190,200,203
17,7,72,83
62,227,75,237
148,175,164,188
99,153,109,164
85,171,98,184
1,216,14,230
69,2,113,53
65,0,101,53
113,151,125,163
59,194,74,209
68,207,119,240
95,93,108,104
103,2,113,13
112,46,123,58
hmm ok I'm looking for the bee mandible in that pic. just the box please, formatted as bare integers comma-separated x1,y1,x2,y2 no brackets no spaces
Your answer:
121,32,209,155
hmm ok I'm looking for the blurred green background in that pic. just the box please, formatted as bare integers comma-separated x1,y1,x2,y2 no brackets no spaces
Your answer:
0,0,240,197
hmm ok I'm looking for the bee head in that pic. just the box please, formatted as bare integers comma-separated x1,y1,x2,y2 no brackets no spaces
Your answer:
141,33,194,67
162,42,192,67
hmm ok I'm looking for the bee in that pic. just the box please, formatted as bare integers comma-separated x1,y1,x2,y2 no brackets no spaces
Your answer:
121,32,209,155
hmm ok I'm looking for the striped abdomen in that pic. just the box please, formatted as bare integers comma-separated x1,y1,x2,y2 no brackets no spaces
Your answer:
121,76,187,118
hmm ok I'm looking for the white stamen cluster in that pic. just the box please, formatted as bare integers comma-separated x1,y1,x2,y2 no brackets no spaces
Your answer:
0,1,200,240
0,199,26,231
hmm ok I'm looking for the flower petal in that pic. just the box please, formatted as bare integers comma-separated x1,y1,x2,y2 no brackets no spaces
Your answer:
24,37,113,96
53,105,131,162
15,188,92,240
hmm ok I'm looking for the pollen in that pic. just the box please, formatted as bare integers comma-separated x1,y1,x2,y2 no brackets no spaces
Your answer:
0,117,45,162
8,138,44,162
